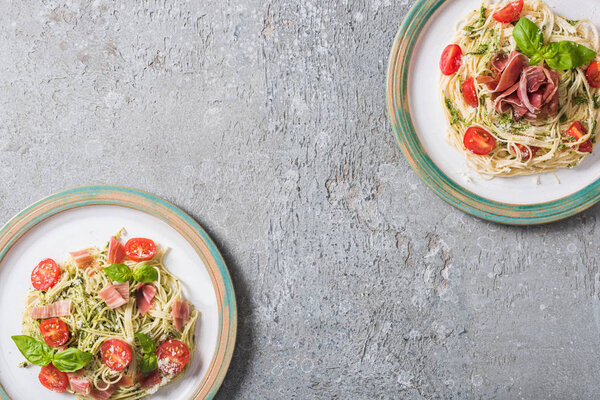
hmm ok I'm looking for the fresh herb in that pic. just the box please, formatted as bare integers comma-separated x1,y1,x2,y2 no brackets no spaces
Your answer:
463,6,487,37
104,263,157,283
478,5,487,25
513,17,596,70
132,265,158,283
593,94,600,109
468,44,489,55
445,98,462,125
558,144,567,151
135,333,158,376
11,336,92,372
567,19,579,26
559,114,569,123
591,120,598,134
573,95,589,105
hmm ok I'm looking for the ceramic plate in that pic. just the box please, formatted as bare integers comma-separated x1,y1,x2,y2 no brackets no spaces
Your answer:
387,0,600,224
0,186,236,400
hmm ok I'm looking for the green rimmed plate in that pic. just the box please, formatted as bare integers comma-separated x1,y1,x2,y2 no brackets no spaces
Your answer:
387,0,600,225
0,186,236,399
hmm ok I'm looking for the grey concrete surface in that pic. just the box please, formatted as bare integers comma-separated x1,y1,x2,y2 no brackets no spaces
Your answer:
2,0,600,399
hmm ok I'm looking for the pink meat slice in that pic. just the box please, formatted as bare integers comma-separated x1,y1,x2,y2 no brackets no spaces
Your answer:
172,300,190,331
136,283,156,316
30,300,71,319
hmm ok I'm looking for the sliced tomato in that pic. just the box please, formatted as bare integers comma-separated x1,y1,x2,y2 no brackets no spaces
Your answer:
463,126,496,155
586,61,600,88
39,364,68,393
124,238,156,262
101,338,132,371
513,144,538,161
492,0,524,23
39,318,69,347
462,77,478,108
156,340,190,375
565,121,593,153
31,258,60,291
440,44,463,76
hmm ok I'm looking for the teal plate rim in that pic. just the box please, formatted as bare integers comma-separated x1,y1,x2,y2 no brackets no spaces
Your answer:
0,185,237,400
386,0,600,225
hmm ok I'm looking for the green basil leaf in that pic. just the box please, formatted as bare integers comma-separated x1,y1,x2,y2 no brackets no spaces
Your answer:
133,265,158,283
52,348,93,372
513,17,544,57
529,53,544,65
545,41,596,70
139,353,158,376
11,335,54,366
540,42,559,59
104,264,132,282
135,333,156,354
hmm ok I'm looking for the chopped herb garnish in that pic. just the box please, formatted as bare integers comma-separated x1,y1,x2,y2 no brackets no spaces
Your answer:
559,114,568,123
567,19,579,26
573,95,589,105
593,93,600,109
468,44,489,55
557,144,567,151
445,98,462,125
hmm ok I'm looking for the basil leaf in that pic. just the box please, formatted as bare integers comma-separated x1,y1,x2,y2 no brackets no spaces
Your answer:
52,348,93,372
513,18,544,57
11,335,54,366
135,333,156,354
139,353,158,376
133,265,158,283
104,264,132,282
545,41,596,70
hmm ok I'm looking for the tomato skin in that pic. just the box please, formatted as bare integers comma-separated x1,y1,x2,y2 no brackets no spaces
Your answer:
565,121,593,153
513,144,538,161
124,238,156,262
586,61,600,88
492,0,524,23
440,44,463,76
156,340,190,375
31,259,61,291
462,77,478,108
463,126,496,155
38,364,68,393
101,339,133,372
39,318,70,347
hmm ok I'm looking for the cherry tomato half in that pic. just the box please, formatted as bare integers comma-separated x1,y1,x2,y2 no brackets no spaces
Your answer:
124,238,156,262
440,44,463,76
492,0,524,23
513,144,538,161
463,126,496,155
38,364,68,393
101,338,132,372
565,121,593,153
156,340,190,375
31,258,60,291
462,77,478,108
39,318,69,347
586,61,600,89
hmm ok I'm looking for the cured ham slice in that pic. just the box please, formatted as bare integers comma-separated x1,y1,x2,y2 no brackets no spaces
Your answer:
478,51,527,92
138,369,161,388
172,300,189,331
136,283,156,316
70,250,92,268
89,384,116,400
107,237,125,264
98,283,129,309
115,375,134,387
30,300,71,319
67,370,91,395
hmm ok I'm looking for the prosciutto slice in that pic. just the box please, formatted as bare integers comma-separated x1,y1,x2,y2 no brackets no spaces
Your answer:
138,369,161,388
30,300,71,319
99,282,129,309
70,249,92,268
107,237,125,264
89,384,116,400
172,300,190,331
67,370,91,395
478,51,527,92
136,283,156,316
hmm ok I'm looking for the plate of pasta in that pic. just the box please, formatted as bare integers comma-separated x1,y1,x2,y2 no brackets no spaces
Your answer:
387,0,600,224
0,186,236,400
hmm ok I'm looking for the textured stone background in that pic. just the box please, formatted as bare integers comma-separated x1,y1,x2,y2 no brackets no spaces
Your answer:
2,0,600,399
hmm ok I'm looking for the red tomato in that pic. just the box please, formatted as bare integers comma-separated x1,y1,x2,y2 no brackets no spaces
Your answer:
463,126,496,155
38,364,68,393
586,61,600,88
462,77,478,108
31,259,60,291
565,121,593,153
156,340,190,374
440,44,463,76
101,339,132,371
39,318,69,347
124,238,156,262
492,0,524,23
513,144,538,161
